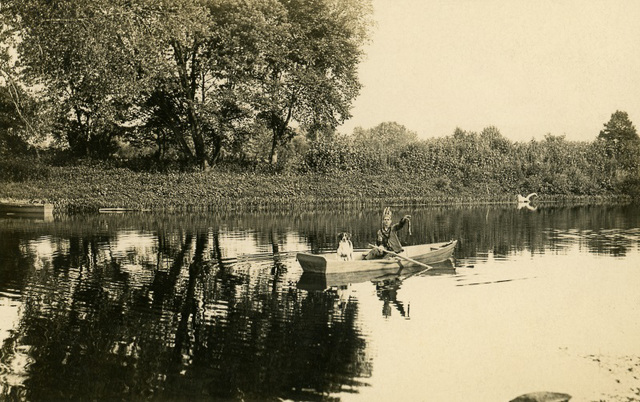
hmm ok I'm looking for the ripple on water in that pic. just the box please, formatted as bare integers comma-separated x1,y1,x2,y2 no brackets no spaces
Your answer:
0,291,29,395
0,206,637,401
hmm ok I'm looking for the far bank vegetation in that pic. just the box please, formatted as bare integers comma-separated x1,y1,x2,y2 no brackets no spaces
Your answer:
1,1,639,200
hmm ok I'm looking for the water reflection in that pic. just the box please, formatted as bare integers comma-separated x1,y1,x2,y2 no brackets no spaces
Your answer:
299,259,457,320
376,259,458,319
516,203,537,211
0,204,638,400
0,227,372,400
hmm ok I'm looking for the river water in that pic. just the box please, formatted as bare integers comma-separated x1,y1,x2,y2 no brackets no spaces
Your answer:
0,204,638,401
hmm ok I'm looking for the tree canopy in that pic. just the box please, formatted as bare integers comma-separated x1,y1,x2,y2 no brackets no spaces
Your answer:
598,110,639,144
596,110,640,173
1,0,373,166
353,122,418,154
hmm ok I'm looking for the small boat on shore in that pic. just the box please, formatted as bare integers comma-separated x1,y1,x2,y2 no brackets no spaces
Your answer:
296,240,457,275
0,201,54,221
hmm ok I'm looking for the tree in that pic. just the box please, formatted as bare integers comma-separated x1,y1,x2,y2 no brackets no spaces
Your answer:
140,0,218,167
352,122,418,153
201,0,288,166
480,126,511,154
252,0,373,165
0,22,25,153
0,16,56,155
2,0,220,163
597,110,640,172
2,0,159,157
598,110,639,145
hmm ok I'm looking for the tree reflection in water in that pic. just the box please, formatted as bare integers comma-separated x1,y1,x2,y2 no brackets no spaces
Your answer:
1,204,638,400
0,229,371,401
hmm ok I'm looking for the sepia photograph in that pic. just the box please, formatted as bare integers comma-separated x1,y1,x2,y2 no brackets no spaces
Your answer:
1,0,639,401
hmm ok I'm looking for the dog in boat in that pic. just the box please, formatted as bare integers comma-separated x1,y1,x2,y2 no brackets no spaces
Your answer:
337,232,354,261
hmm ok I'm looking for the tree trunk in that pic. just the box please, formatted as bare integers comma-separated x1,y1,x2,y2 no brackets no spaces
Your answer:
187,107,207,169
211,135,223,165
167,122,194,161
268,103,294,165
173,39,207,169
269,127,279,165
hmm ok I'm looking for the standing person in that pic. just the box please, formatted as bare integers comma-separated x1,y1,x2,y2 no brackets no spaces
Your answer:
364,207,411,260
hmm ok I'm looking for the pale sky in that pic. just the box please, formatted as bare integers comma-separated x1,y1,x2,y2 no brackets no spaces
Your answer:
338,0,640,142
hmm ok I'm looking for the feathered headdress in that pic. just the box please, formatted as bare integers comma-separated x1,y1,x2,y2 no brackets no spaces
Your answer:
383,207,392,219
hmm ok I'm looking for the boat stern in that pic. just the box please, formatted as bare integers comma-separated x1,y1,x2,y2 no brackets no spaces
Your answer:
296,253,328,274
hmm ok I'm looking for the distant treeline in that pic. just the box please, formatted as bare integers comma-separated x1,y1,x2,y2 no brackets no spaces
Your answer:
301,116,640,197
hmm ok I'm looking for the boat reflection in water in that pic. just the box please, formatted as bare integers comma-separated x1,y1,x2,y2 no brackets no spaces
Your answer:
297,258,456,318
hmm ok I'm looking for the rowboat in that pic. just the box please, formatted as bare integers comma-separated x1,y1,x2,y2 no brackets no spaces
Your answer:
297,258,456,291
296,240,457,275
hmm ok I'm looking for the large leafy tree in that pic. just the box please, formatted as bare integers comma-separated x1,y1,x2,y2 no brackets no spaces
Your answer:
144,0,371,168
186,0,289,166
0,18,26,153
2,0,159,157
3,0,258,164
0,84,39,155
141,0,217,167
253,0,373,164
143,0,298,168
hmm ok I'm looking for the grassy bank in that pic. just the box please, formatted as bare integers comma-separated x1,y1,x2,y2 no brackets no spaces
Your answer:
0,161,631,213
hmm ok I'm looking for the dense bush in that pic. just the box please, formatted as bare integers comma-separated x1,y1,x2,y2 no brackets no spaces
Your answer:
303,134,386,173
300,124,637,198
619,174,640,198
0,156,50,182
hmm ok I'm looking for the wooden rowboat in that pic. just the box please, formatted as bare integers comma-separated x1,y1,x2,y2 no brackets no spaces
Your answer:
297,258,456,291
296,240,457,275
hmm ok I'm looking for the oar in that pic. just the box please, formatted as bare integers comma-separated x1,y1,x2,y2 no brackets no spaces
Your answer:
368,244,434,271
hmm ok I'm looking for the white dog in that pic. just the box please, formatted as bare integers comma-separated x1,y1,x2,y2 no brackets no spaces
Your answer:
337,232,354,261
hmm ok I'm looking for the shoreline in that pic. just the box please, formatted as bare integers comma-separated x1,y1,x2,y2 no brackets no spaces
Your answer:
0,163,633,214
1,194,631,215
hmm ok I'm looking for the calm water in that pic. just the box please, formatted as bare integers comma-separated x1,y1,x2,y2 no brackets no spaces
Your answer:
0,205,639,401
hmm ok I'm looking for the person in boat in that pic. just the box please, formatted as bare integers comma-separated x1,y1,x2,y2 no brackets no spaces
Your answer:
364,207,411,260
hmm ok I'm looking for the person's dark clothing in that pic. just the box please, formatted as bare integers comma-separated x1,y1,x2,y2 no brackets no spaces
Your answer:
365,216,410,260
